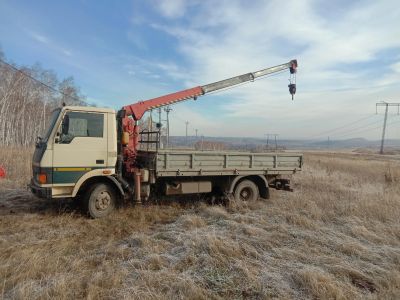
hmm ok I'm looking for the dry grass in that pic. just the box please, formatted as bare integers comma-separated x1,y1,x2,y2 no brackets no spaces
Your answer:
1,148,400,299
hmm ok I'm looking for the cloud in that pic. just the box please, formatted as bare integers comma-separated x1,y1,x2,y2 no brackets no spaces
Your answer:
62,49,72,57
121,56,188,83
26,29,74,58
148,0,400,139
28,31,50,44
152,0,189,18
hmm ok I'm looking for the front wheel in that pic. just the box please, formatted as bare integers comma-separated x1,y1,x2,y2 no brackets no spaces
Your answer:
234,180,259,202
84,183,116,218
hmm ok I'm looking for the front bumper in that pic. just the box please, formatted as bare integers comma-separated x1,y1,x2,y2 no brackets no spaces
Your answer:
29,179,52,199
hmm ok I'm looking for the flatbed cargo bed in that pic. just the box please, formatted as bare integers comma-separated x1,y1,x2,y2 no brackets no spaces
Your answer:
137,150,303,177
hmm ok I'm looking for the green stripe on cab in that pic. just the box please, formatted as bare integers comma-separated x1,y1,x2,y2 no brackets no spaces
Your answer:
53,169,90,184
51,166,115,184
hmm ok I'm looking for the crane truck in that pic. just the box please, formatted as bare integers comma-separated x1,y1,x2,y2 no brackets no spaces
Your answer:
30,60,302,218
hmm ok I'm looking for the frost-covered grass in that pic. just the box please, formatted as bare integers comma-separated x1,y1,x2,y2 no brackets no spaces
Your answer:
0,151,400,299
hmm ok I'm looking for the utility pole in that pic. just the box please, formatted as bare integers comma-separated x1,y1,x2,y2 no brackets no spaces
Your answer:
164,106,172,148
158,108,162,148
195,129,198,137
327,136,330,149
158,107,162,125
149,109,153,132
265,133,279,151
273,134,279,151
185,121,189,145
264,134,269,148
380,103,388,155
376,102,400,154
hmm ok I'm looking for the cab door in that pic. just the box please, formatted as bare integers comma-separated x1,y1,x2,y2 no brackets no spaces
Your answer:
52,110,108,185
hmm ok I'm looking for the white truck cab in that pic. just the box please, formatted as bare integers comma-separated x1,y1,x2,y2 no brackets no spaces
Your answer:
30,106,118,201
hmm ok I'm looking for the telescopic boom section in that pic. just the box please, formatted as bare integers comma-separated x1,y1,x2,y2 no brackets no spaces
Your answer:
202,60,297,93
123,59,297,121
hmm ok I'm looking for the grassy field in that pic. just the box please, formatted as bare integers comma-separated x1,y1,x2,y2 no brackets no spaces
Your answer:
0,147,400,299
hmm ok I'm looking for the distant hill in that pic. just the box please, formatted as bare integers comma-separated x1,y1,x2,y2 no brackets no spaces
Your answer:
169,136,400,150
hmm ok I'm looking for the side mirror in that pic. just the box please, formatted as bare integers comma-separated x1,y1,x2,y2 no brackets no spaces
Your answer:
62,114,69,135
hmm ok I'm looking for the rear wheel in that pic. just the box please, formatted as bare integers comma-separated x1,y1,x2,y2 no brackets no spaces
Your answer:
84,183,116,218
234,180,259,202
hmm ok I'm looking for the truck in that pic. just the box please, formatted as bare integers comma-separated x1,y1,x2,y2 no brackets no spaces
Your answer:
30,60,302,218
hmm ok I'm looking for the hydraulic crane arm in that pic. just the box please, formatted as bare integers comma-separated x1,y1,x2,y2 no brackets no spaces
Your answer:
123,59,297,121
120,59,298,173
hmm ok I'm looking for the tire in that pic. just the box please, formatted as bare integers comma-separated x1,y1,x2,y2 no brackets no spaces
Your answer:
84,183,116,218
234,180,259,202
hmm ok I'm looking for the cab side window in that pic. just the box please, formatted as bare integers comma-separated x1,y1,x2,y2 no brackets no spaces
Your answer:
60,112,104,143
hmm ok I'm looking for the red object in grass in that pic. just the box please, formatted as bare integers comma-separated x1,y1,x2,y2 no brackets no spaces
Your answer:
0,167,5,179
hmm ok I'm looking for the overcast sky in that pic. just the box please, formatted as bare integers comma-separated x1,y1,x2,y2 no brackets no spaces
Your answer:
1,0,399,140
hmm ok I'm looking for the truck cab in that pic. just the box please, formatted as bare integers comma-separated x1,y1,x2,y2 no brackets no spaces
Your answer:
30,106,118,205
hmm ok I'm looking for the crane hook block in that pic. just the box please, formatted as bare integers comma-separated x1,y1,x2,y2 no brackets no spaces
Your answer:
288,83,296,100
289,60,298,74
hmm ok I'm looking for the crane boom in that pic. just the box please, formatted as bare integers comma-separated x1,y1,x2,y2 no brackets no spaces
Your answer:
120,59,298,170
123,59,297,121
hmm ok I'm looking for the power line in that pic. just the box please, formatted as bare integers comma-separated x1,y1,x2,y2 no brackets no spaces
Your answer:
327,118,383,138
300,81,400,94
306,110,400,141
306,114,377,139
330,117,399,139
0,57,84,103
331,124,383,139
330,119,400,140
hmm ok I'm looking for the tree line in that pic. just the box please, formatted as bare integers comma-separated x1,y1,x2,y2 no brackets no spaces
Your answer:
0,49,86,146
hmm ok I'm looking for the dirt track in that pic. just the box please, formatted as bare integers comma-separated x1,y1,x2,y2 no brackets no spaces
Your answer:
0,189,46,215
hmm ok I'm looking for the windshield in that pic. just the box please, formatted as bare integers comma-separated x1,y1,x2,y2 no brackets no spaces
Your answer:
43,108,61,142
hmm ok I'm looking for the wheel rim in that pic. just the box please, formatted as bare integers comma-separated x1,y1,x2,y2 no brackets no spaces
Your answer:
239,187,254,201
95,191,111,211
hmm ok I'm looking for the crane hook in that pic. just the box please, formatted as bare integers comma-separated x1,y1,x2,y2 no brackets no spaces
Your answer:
288,83,296,100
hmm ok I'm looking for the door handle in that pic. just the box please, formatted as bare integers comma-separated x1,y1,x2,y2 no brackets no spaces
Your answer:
96,160,104,164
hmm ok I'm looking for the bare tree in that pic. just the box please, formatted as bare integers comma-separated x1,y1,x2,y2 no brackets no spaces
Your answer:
0,50,86,146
